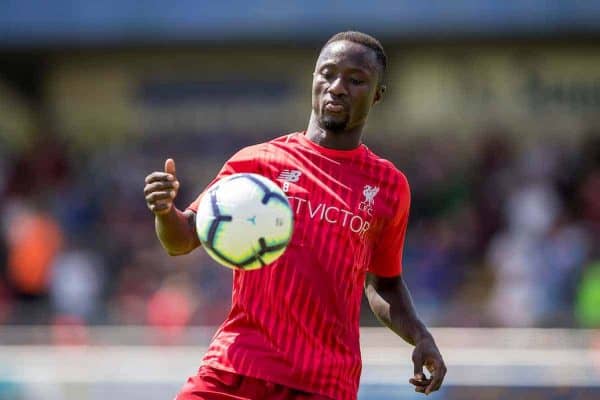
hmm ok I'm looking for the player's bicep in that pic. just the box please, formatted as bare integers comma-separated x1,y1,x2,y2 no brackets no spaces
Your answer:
364,272,403,321
367,211,408,277
368,177,410,277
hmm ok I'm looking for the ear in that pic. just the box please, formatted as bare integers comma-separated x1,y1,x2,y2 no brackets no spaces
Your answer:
373,84,386,105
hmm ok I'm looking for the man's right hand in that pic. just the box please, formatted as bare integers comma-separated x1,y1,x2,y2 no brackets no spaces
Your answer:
144,158,180,215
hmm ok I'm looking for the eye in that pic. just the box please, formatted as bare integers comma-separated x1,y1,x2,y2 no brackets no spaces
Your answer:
321,69,334,80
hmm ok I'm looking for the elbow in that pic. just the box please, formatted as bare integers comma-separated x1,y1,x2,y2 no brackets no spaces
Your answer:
159,233,200,257
163,242,196,256
166,246,194,256
365,288,392,326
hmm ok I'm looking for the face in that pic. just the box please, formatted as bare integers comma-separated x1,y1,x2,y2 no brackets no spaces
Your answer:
312,40,384,133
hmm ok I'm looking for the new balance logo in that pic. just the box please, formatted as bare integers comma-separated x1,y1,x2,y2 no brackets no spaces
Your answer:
278,170,302,182
277,170,302,192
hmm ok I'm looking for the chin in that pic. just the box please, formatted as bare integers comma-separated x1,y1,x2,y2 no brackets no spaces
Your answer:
321,117,348,132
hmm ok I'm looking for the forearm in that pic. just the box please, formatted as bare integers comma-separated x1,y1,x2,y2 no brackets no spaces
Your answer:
365,273,431,346
155,208,200,255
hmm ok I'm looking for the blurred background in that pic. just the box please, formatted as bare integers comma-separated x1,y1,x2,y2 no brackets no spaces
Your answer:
0,1,599,399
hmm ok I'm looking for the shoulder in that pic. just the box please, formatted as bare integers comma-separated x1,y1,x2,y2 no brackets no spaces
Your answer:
364,148,410,191
246,133,303,161
266,132,302,150
372,157,411,215
225,133,298,169
227,141,270,163
234,133,298,156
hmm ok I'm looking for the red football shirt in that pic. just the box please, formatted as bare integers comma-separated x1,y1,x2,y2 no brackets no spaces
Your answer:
187,132,410,400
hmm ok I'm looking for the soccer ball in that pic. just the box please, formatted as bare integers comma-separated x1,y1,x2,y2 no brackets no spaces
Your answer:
195,173,294,270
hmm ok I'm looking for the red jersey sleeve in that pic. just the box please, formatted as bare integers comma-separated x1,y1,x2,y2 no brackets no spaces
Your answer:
368,175,411,277
187,146,258,213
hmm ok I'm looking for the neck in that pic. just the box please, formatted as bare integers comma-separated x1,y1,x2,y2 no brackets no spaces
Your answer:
305,112,363,150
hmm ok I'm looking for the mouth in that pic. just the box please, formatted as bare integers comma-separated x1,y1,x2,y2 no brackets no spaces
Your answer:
324,101,347,113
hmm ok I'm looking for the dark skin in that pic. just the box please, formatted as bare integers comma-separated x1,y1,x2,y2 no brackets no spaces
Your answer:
309,40,446,395
365,274,447,395
143,158,199,256
144,39,446,395
306,40,384,149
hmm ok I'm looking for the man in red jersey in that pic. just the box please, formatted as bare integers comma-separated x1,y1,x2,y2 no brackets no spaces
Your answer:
144,31,446,399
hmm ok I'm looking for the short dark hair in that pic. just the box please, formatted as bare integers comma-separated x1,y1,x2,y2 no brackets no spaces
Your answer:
321,31,387,82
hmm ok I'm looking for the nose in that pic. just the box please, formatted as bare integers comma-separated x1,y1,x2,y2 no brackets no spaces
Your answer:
327,76,347,96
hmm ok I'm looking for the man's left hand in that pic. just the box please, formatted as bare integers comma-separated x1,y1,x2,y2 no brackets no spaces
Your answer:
409,336,447,395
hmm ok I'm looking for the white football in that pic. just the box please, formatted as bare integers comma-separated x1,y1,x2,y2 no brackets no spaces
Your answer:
195,173,294,270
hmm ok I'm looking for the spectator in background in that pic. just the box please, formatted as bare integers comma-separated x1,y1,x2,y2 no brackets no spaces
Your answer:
471,133,515,253
4,131,69,198
578,163,600,235
3,199,63,324
49,238,104,324
576,260,600,327
486,143,561,326
539,216,590,325
146,272,195,344
0,207,11,324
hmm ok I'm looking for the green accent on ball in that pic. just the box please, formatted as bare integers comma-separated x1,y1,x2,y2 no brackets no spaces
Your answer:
196,217,213,243
240,259,263,271
261,247,287,264
202,244,238,270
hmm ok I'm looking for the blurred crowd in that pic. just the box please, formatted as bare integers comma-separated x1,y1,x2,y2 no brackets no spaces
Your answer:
0,125,599,334
383,129,600,328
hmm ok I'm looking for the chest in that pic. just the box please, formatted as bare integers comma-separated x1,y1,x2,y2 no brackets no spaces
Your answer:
259,151,397,239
